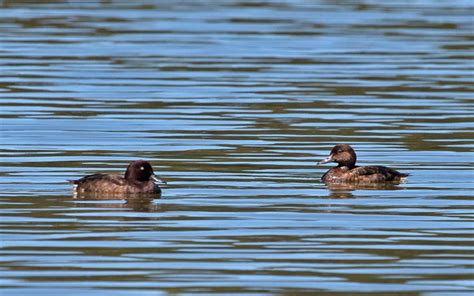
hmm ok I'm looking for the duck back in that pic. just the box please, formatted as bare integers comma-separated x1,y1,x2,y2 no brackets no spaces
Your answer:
351,166,409,182
322,166,408,183
70,174,159,194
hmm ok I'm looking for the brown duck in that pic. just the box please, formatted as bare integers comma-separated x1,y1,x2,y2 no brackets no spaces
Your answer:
319,144,409,183
69,160,166,195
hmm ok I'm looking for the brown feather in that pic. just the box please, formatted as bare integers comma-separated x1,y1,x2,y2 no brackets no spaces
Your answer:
320,144,409,183
70,161,163,196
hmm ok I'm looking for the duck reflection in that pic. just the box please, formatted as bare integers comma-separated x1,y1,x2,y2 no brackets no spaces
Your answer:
73,191,161,200
72,194,160,212
325,182,403,198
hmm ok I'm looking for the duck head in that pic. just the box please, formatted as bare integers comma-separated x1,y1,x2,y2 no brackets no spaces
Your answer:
124,160,166,184
318,144,357,168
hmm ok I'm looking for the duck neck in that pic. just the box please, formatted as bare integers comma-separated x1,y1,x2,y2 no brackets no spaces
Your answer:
124,173,133,181
337,162,356,169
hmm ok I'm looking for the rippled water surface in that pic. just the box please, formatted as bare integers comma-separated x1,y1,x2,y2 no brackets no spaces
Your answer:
1,1,473,295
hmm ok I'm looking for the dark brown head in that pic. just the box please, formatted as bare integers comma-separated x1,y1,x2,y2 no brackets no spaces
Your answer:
124,160,166,184
319,144,357,168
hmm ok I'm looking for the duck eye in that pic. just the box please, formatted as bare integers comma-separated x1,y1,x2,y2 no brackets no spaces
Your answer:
140,166,144,170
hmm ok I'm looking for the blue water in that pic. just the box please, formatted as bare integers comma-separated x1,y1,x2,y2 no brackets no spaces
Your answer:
1,1,473,295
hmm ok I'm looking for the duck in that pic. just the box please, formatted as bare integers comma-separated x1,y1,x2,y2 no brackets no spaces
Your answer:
318,144,408,183
69,160,166,195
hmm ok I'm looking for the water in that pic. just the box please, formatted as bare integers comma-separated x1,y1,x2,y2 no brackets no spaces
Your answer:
1,1,473,295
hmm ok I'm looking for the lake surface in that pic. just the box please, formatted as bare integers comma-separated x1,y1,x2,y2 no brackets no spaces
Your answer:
1,1,473,295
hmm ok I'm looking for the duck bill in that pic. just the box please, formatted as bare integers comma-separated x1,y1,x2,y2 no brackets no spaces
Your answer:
152,174,167,185
318,155,334,165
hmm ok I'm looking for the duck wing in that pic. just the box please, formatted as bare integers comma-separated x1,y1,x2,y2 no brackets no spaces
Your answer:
69,174,127,192
69,174,122,184
350,166,408,182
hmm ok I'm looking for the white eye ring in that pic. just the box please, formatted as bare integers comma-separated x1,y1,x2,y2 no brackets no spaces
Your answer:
140,166,144,170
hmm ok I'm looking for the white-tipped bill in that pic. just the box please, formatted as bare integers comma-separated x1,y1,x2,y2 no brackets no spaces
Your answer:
317,155,333,165
152,175,167,184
